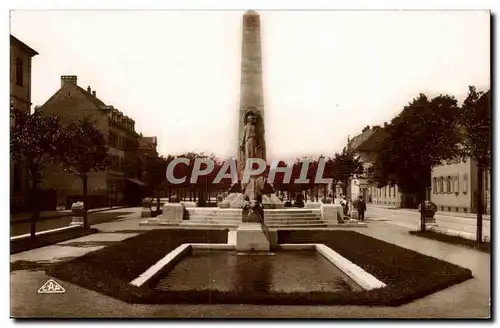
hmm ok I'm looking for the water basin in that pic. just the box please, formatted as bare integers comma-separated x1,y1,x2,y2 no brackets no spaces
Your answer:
154,249,362,293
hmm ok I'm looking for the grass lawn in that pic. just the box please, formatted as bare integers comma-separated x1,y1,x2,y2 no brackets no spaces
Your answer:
409,230,491,254
47,229,472,306
11,228,99,255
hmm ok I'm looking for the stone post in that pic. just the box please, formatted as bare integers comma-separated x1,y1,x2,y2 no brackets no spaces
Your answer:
70,201,85,226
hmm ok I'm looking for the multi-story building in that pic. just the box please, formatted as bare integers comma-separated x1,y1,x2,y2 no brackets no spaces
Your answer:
137,136,158,180
431,157,491,214
39,75,145,208
348,125,490,213
347,126,403,206
10,35,39,213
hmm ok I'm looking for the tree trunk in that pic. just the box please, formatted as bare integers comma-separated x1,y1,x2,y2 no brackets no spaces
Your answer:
155,187,160,213
342,179,349,200
30,167,40,240
476,166,484,245
83,174,89,229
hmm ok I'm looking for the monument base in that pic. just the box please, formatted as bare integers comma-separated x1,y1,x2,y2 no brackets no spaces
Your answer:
219,193,284,209
140,203,184,226
220,181,284,209
236,222,270,252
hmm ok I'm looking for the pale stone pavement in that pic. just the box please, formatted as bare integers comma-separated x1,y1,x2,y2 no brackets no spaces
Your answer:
366,205,491,241
10,206,490,318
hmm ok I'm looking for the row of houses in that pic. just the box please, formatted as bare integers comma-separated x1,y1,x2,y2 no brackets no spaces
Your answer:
347,125,491,214
10,35,159,213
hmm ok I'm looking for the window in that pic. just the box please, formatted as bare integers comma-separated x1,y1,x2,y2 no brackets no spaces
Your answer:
15,58,23,86
463,174,468,193
447,176,452,193
439,177,444,193
454,175,459,193
433,177,437,194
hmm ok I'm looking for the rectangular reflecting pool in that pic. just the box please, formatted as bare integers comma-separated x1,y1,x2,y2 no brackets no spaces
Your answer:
154,250,362,293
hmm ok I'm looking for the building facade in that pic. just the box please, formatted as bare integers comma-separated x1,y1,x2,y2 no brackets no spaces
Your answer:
39,75,145,208
431,157,491,214
10,35,39,213
347,126,404,206
348,126,490,213
137,136,159,180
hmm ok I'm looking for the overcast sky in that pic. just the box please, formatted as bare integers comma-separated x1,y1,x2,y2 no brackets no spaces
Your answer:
10,10,490,161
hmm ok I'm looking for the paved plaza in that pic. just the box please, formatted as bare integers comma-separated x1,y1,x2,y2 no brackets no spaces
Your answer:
366,205,491,241
10,206,490,318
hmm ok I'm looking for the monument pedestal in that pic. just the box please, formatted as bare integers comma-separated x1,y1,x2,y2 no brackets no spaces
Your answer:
236,222,270,252
220,181,284,209
140,203,184,226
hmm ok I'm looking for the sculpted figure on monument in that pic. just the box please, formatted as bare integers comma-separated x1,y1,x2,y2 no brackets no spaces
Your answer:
240,109,264,162
240,110,257,160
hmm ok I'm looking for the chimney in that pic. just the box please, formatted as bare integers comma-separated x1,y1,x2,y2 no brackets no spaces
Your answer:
87,86,91,93
92,91,96,97
61,75,77,88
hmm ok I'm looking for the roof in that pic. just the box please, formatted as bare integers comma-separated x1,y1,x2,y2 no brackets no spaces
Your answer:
356,128,388,152
10,35,38,56
348,129,376,150
139,136,157,146
348,127,389,152
75,85,107,109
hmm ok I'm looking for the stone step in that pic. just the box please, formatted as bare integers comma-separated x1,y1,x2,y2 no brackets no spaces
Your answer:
183,220,327,227
179,222,327,228
185,209,321,214
184,219,241,224
185,217,323,223
265,224,327,228
180,223,238,228
186,214,321,220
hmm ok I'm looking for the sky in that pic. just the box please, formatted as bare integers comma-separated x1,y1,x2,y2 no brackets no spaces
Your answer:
10,10,490,162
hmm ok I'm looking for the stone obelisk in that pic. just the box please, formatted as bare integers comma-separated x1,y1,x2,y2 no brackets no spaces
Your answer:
237,10,266,178
219,10,283,210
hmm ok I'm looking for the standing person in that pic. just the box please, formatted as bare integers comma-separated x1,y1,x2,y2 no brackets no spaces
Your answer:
340,195,349,218
356,195,367,222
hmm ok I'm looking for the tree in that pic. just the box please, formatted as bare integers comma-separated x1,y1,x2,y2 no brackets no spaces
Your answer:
330,147,364,200
370,93,463,206
459,86,491,244
143,155,173,213
59,117,108,229
11,106,64,239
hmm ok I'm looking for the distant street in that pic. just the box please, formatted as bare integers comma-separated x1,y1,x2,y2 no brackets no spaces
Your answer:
366,205,490,240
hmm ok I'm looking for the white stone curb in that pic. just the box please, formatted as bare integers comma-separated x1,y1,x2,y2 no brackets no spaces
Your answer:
315,244,386,291
130,242,386,291
130,243,191,287
427,226,490,243
277,243,386,290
